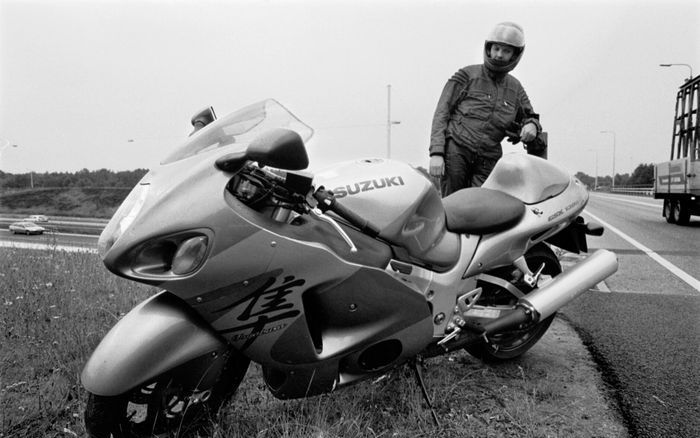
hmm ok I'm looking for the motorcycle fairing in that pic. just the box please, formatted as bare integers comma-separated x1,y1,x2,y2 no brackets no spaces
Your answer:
223,191,393,268
179,218,433,369
262,313,433,399
463,175,588,277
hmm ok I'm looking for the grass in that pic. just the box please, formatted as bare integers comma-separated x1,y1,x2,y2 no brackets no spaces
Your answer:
0,248,623,438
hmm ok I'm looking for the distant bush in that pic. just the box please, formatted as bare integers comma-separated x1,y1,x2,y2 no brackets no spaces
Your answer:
0,187,133,218
0,169,147,218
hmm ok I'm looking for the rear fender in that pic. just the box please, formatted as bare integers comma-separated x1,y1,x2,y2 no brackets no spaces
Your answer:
81,291,226,396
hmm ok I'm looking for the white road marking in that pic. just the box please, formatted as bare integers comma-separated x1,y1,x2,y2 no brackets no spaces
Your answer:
583,211,700,294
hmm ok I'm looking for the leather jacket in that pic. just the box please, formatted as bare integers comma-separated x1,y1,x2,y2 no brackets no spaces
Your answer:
430,64,541,160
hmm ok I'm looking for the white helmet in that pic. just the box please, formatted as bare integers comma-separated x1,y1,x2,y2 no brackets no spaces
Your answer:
483,22,525,74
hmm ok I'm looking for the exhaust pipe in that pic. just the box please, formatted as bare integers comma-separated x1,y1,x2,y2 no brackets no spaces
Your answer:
482,249,618,335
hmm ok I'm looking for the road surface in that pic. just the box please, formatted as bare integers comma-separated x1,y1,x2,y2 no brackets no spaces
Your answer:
561,193,699,438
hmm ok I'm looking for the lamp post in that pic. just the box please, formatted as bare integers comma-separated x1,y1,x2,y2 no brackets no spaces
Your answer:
600,131,616,189
586,149,599,190
386,84,401,159
659,63,693,81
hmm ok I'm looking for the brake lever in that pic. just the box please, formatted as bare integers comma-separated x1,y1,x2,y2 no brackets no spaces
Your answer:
311,208,358,253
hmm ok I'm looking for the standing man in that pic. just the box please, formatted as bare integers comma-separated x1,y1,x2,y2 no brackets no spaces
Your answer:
429,22,542,195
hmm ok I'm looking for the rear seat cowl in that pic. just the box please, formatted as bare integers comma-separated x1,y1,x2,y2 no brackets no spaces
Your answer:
482,153,570,204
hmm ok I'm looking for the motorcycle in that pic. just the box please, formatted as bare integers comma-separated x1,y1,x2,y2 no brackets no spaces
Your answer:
82,99,618,437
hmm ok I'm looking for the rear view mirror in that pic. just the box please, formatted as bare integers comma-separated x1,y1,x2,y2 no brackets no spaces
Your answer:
215,128,309,172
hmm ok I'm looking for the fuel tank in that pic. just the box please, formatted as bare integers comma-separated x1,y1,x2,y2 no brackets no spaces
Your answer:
314,158,460,269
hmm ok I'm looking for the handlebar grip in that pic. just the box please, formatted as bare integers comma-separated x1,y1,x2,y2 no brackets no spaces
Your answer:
329,198,381,238
314,188,381,238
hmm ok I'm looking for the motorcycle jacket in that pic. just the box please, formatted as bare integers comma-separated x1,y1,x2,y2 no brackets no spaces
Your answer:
429,64,541,160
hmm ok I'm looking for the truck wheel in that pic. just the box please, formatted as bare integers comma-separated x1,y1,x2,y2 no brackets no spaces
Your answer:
664,199,678,224
676,200,690,225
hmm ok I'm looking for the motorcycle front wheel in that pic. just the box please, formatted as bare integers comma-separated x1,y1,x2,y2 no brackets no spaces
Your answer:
465,243,561,362
84,349,250,438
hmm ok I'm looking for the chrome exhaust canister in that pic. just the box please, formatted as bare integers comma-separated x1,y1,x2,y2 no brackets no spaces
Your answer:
520,249,618,321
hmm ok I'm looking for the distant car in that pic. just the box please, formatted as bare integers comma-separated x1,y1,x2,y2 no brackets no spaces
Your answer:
26,214,49,222
9,221,46,235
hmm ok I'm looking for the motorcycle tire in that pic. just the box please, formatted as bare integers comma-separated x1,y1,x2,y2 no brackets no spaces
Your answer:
465,243,561,363
84,349,250,438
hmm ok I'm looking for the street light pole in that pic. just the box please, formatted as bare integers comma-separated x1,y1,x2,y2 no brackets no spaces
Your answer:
659,63,693,81
586,148,599,190
600,130,616,189
386,84,401,159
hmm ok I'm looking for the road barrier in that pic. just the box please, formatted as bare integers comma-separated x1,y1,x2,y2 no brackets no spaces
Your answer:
593,186,654,197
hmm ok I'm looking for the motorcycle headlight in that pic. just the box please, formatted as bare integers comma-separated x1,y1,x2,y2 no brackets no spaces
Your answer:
171,236,209,275
129,231,211,278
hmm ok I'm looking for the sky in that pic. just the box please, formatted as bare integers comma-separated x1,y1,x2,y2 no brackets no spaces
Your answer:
1,0,698,178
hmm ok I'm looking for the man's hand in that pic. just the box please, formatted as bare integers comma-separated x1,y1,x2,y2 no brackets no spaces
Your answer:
519,122,538,143
429,155,445,178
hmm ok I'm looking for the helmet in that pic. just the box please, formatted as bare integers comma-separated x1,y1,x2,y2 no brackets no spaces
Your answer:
483,22,525,74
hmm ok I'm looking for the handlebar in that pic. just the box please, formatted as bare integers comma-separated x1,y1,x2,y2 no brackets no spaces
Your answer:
313,187,381,238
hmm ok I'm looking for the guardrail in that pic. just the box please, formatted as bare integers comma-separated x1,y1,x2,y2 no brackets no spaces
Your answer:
592,185,654,197
610,186,654,197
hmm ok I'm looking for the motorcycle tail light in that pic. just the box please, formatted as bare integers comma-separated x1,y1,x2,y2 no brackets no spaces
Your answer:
171,236,209,275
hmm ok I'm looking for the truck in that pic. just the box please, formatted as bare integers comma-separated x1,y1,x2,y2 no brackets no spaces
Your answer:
654,74,700,225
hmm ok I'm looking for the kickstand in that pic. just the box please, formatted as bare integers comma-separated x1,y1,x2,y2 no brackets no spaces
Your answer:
410,357,441,428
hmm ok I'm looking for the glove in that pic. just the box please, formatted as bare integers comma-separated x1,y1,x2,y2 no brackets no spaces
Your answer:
429,155,445,178
519,122,538,143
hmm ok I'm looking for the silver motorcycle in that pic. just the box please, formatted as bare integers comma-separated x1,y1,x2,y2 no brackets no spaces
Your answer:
82,99,617,437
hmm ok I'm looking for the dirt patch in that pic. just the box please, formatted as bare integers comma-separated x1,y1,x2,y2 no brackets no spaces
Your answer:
494,317,628,437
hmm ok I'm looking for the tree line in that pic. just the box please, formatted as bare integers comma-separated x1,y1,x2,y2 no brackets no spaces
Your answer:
0,168,149,189
0,162,654,191
574,163,654,189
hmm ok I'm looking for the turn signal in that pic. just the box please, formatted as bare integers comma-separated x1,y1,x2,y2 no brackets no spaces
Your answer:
171,236,209,275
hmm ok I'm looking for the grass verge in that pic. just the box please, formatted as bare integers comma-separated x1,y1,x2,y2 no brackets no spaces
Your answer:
0,248,626,437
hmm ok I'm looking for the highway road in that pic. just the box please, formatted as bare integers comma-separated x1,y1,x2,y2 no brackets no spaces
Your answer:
562,192,699,438
582,193,699,296
0,228,98,252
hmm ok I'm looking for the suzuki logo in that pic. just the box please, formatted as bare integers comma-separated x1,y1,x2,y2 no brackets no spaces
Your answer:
332,176,405,198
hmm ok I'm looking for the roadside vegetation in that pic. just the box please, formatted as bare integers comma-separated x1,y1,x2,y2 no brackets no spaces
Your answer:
0,169,146,218
0,247,625,437
0,164,655,219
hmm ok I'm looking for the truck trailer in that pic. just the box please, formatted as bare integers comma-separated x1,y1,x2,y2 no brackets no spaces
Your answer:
654,74,700,225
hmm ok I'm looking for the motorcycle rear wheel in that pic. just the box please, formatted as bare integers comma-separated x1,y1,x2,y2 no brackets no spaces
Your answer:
465,243,561,362
84,349,250,438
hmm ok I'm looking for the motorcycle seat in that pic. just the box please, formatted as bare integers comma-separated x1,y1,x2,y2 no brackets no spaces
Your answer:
442,187,525,235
